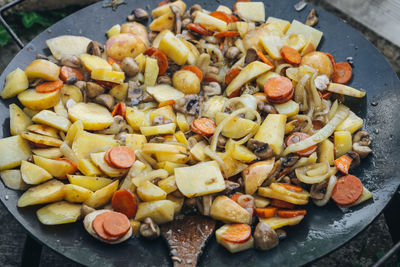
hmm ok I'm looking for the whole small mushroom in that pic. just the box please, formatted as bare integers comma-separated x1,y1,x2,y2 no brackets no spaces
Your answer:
225,46,240,60
60,55,82,68
353,143,372,159
95,94,115,110
87,41,104,57
140,217,160,240
86,82,105,98
352,131,372,158
129,8,149,22
157,75,172,85
246,139,274,160
254,221,279,250
121,57,139,77
196,195,213,216
203,82,221,96
170,5,182,34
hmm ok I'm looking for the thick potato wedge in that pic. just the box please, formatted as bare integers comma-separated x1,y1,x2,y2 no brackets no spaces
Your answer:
142,143,187,154
125,107,150,131
32,148,63,159
17,179,65,207
215,112,258,139
18,89,61,110
80,54,112,72
159,30,189,65
210,195,251,224
69,103,113,131
65,120,84,146
157,175,177,194
194,12,228,32
32,110,71,132
9,104,32,135
334,131,352,157
67,174,113,191
134,200,175,224
60,84,83,105
22,132,62,147
64,184,93,203
91,69,125,84
144,57,159,86
260,216,304,230
137,181,167,202
53,100,68,118
149,12,174,32
0,170,29,190
33,155,76,179
24,59,60,81
140,123,176,136
109,83,129,101
72,130,118,160
84,180,118,208
235,2,265,22
20,160,52,185
254,114,287,155
46,35,91,60
152,0,186,18
125,134,147,151
1,68,29,99
242,159,275,195
37,201,81,225
27,124,59,138
77,159,102,176
90,152,128,177
106,33,146,60
0,135,31,170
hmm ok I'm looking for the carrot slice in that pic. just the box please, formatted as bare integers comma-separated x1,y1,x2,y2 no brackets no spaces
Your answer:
277,209,307,218
36,80,64,93
281,45,301,65
276,183,303,193
109,146,136,169
229,15,239,22
225,67,241,85
214,31,240,38
54,158,78,171
209,11,232,23
92,212,119,241
264,76,294,104
324,52,336,74
111,102,126,117
104,148,117,168
158,100,175,108
191,118,216,137
331,175,363,205
157,0,169,7
271,199,295,209
256,50,274,67
60,66,84,82
203,76,219,83
221,223,252,244
152,51,168,75
333,62,352,84
102,211,131,237
334,154,353,174
252,92,267,102
255,207,277,218
144,47,158,56
107,57,122,67
286,132,317,157
322,91,332,99
112,189,138,218
230,192,243,203
187,23,213,36
181,65,203,81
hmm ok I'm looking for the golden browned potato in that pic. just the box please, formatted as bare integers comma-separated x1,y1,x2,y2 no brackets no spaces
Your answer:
172,70,200,94
106,33,146,60
18,89,61,111
300,51,334,77
120,22,149,46
24,59,60,81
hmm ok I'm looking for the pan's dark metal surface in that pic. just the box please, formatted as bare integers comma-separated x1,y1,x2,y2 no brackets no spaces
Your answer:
0,0,399,266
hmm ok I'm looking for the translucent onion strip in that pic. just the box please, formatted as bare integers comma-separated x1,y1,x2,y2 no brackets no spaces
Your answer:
283,104,349,156
204,145,226,173
310,72,322,110
313,175,337,207
290,115,312,133
295,161,336,184
295,73,310,111
275,63,292,75
327,100,338,120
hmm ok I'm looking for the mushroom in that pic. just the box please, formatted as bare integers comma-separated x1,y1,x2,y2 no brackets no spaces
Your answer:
95,94,115,110
257,102,278,114
87,41,104,57
305,8,318,26
86,82,105,98
242,84,259,95
174,94,200,115
127,81,142,106
352,143,372,159
65,76,77,85
189,4,202,18
310,179,329,200
121,57,139,77
254,221,279,250
177,29,194,41
98,115,126,135
225,46,240,60
281,154,300,168
60,55,82,68
182,18,191,28
314,74,330,90
244,48,258,65
196,195,213,216
149,136,165,143
203,82,221,97
275,229,287,240
348,151,361,169
115,132,128,145
157,75,172,85
246,139,274,160
223,180,240,194
353,131,372,146
262,160,282,186
128,8,149,22
170,4,182,34
237,194,254,215
74,81,86,91
140,217,160,240
217,135,227,149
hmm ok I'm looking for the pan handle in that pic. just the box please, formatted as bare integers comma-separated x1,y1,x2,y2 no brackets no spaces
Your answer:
0,0,25,49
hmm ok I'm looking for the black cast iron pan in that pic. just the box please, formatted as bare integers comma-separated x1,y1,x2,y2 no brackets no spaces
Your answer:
0,0,400,266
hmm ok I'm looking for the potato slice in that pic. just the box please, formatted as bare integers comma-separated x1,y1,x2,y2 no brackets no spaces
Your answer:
84,180,118,208
18,89,61,110
219,153,248,178
21,132,62,147
33,155,75,179
9,104,32,136
68,103,113,131
258,187,308,205
77,159,102,176
67,174,113,191
254,195,270,208
60,84,83,105
91,69,125,84
27,124,59,138
125,134,147,151
149,12,174,32
261,216,304,230
202,96,227,119
194,11,228,32
215,112,258,139
20,160,52,185
144,57,159,86
132,169,169,187
166,194,184,214
32,148,63,159
260,35,285,60
146,84,184,103
17,179,65,207
32,110,71,132
158,175,177,194
225,61,272,97
0,135,31,170
210,195,251,224
285,20,323,49
106,24,121,38
59,142,78,164
1,68,29,99
24,59,60,81
235,2,265,22
90,152,128,177
140,123,176,136
274,100,299,117
142,143,187,154
155,152,189,164
336,110,363,134
254,114,287,155
125,107,150,131
46,35,91,60
327,83,366,98
23,107,39,118
159,30,189,65
65,120,84,146
137,181,167,202
109,83,129,101
317,139,335,165
80,53,112,72
176,112,189,132
190,141,210,162
134,200,175,224
265,17,291,34
72,130,118,159
53,100,68,118
37,201,81,225
0,170,28,190
64,184,93,203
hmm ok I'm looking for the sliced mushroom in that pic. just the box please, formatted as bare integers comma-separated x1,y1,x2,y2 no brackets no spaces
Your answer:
170,4,182,34
174,94,200,115
121,57,139,77
254,221,279,250
223,180,240,194
245,48,258,65
353,131,372,146
225,46,240,60
60,55,81,68
182,18,191,28
140,217,160,240
196,195,213,216
275,229,287,240
347,151,361,169
310,179,329,200
74,81,86,91
178,29,194,41
95,94,115,110
247,139,274,160
352,142,372,159
86,81,105,98
203,82,221,97
129,8,149,22
189,4,202,18
87,41,104,57
149,136,165,143
305,8,318,26
98,115,126,135
115,132,128,145
281,154,300,168
157,75,172,85
257,102,278,114
127,81,141,106
217,135,227,149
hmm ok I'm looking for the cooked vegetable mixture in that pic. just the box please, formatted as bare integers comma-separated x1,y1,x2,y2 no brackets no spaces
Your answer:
0,0,372,255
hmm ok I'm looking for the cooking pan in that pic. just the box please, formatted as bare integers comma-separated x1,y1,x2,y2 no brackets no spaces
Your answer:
0,0,399,266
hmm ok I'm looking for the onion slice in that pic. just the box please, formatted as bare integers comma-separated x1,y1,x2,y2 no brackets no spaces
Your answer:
313,175,337,207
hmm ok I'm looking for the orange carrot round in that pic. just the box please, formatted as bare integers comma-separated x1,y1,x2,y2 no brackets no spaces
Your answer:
104,148,117,168
271,199,295,209
109,146,136,169
230,192,243,203
181,65,203,81
191,118,216,137
152,51,168,75
214,31,240,38
102,211,131,237
209,11,232,23
277,209,307,218
144,47,158,56
332,62,352,84
256,50,274,67
286,132,317,157
255,207,277,218
36,80,64,93
60,66,84,82
332,175,363,206
221,223,252,244
92,212,119,241
112,189,138,218
281,45,301,65
276,183,303,193
264,76,294,104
